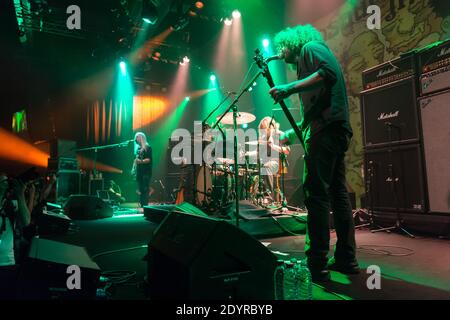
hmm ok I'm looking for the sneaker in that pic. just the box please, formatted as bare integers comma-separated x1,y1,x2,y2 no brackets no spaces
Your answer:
327,257,360,275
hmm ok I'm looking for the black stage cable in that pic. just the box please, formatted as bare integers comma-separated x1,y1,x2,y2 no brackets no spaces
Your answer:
90,245,148,260
100,270,137,285
270,216,303,236
237,61,256,93
357,244,415,257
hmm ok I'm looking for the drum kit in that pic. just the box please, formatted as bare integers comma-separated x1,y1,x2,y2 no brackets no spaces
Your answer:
191,111,290,213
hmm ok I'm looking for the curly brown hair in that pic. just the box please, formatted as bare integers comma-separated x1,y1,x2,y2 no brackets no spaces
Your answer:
274,24,324,54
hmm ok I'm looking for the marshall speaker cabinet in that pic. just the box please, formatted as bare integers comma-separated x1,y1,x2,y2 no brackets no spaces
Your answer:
361,76,420,147
364,144,426,213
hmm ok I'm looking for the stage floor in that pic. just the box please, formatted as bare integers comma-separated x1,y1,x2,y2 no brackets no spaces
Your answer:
44,211,450,300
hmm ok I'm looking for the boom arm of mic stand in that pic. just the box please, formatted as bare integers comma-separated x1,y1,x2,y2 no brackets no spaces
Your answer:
203,92,232,127
212,71,263,130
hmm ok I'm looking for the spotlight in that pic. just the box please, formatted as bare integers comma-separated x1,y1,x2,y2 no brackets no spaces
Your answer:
232,10,241,19
195,1,204,9
224,18,232,26
119,61,127,76
242,123,248,129
210,74,216,82
185,96,190,101
183,56,190,63
248,87,253,92
262,38,270,49
142,0,158,24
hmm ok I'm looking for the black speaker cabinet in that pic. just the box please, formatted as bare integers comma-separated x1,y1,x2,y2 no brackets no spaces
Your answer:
419,90,450,214
63,195,113,220
147,212,278,300
361,77,420,147
47,170,81,203
364,144,426,213
17,238,100,299
50,139,77,159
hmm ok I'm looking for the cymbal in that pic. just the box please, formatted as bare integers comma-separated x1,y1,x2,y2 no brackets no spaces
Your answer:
217,112,256,125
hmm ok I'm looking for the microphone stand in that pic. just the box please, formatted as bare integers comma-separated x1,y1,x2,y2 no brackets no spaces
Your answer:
213,71,263,228
370,123,414,238
76,140,132,195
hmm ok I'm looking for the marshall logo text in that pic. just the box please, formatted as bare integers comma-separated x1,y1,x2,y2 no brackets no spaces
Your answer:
377,66,397,78
378,111,399,121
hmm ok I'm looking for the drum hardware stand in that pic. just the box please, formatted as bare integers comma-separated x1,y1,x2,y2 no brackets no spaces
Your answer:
213,71,263,227
200,93,233,209
271,151,303,214
370,124,414,238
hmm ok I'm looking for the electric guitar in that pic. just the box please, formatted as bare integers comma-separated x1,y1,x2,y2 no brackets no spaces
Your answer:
131,149,143,178
253,49,303,145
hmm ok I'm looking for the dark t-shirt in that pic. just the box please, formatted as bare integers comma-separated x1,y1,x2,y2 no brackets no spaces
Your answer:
296,41,352,142
136,144,152,177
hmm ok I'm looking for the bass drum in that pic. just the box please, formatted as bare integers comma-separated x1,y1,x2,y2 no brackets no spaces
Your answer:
196,166,232,206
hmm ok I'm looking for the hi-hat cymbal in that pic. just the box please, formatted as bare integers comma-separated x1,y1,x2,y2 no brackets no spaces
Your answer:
217,112,256,125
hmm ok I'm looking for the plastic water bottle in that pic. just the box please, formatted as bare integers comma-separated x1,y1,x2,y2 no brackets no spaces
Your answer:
275,259,313,300
297,259,313,300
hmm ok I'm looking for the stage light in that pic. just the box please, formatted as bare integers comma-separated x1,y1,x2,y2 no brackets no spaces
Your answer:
210,74,216,82
232,10,241,19
253,82,257,87
195,1,204,9
142,0,158,24
184,96,190,101
262,38,270,48
183,56,190,63
248,87,253,92
242,123,248,129
119,61,126,76
224,18,232,26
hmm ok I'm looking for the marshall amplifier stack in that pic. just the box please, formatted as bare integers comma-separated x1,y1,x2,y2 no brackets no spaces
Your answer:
361,38,450,219
361,53,425,213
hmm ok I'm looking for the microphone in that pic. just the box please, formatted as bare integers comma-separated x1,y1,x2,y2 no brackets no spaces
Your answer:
265,53,283,63
120,139,134,146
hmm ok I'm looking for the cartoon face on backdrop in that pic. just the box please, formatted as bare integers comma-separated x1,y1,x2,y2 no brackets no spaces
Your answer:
381,0,442,56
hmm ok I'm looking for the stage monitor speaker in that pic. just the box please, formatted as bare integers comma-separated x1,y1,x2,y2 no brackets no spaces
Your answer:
364,144,426,213
17,237,100,299
63,195,113,220
361,77,420,147
174,202,209,217
419,90,450,214
147,212,278,300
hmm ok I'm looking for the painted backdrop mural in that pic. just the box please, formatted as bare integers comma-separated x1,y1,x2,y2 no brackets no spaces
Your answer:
303,0,450,205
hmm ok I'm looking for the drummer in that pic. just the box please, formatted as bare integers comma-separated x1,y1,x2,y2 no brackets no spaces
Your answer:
258,116,290,202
